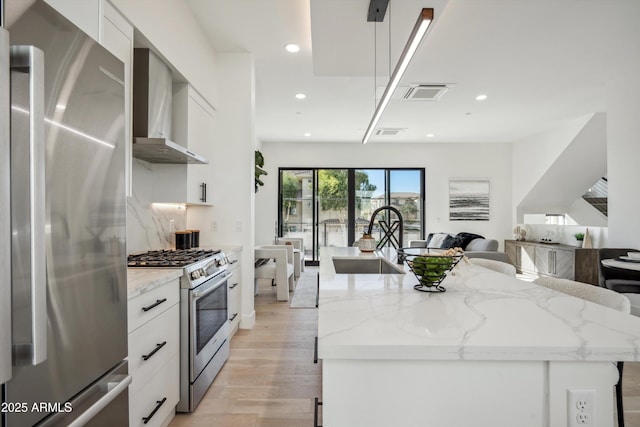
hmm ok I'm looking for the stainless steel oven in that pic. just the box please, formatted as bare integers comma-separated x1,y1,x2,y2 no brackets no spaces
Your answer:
190,270,228,380
177,252,231,412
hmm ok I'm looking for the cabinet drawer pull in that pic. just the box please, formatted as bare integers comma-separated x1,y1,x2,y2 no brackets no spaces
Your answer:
229,282,239,289
141,298,167,312
314,397,323,427
142,341,167,361
229,313,238,321
314,336,318,364
142,397,167,424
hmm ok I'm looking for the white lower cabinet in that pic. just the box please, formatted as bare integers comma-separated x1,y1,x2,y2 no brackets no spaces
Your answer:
226,251,242,336
129,353,179,427
128,279,180,427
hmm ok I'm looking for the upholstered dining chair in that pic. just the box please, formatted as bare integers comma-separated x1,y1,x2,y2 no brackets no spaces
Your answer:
255,245,295,302
533,276,631,427
276,237,305,279
469,258,517,277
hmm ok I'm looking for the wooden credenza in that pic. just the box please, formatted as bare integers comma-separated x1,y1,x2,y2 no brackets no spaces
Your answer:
504,240,599,285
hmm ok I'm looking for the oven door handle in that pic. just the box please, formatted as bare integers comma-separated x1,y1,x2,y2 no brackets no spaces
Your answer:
192,273,229,300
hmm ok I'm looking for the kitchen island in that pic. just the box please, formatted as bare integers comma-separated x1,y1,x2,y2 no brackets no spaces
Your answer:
318,247,640,427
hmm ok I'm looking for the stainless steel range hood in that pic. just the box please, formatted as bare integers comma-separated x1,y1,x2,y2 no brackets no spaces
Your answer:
132,49,208,164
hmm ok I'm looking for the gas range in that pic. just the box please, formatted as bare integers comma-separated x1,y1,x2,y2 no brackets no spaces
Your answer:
127,249,228,289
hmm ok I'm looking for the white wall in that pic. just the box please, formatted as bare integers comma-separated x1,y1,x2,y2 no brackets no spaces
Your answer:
206,53,256,329
605,2,640,248
567,198,607,228
511,114,594,219
256,142,513,250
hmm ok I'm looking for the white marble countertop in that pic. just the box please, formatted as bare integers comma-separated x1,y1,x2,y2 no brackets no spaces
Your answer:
127,268,182,299
318,247,640,361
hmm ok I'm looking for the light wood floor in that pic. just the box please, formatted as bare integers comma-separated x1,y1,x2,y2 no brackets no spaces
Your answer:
170,280,640,427
170,281,321,427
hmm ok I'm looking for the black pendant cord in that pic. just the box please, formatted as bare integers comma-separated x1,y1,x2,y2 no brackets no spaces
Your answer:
388,1,391,76
374,15,377,111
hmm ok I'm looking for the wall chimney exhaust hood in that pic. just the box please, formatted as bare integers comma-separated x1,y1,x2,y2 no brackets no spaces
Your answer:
132,49,208,164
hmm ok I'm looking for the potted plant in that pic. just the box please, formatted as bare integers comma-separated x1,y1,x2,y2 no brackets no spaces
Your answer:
574,232,585,243
255,150,267,193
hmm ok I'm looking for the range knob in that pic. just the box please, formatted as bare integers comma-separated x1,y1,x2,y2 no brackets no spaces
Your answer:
191,270,201,280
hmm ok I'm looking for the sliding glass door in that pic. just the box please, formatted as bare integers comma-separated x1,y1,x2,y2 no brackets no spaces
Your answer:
279,168,424,263
280,170,314,261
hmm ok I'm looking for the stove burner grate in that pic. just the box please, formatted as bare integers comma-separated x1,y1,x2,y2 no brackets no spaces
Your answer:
127,249,221,267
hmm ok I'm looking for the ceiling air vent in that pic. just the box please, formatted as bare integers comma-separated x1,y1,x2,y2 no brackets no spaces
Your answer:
375,128,406,136
402,84,449,101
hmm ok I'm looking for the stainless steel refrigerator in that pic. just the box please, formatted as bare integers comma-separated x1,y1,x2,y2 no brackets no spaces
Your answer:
1,1,130,425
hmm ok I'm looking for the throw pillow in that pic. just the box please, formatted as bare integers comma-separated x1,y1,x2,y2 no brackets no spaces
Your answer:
455,232,485,250
424,233,434,247
441,235,465,249
427,233,451,248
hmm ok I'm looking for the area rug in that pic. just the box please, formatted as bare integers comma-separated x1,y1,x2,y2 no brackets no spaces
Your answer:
290,267,319,308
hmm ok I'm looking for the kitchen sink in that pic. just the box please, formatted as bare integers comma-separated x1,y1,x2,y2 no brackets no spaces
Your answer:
332,257,405,274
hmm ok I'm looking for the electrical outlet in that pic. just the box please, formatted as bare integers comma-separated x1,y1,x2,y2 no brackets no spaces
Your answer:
576,413,589,424
568,389,595,427
211,221,217,232
236,221,242,232
169,220,175,233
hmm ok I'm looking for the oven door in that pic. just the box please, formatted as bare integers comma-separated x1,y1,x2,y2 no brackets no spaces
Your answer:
189,271,229,380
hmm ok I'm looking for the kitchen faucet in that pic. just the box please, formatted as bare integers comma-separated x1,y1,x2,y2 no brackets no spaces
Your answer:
366,205,404,251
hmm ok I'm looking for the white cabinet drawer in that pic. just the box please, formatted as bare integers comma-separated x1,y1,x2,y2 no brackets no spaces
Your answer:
128,279,179,333
129,353,179,427
128,303,179,393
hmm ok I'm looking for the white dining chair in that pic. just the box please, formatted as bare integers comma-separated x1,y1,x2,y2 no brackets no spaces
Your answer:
255,245,296,302
469,258,517,277
533,276,630,427
277,237,305,279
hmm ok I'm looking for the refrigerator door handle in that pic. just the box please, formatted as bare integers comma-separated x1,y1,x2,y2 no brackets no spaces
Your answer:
10,44,47,365
0,28,12,384
66,375,132,427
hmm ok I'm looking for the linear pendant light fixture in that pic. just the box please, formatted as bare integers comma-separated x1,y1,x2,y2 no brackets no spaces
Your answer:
362,8,434,144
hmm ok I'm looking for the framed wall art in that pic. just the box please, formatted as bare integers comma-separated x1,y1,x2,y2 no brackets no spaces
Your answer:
449,180,490,221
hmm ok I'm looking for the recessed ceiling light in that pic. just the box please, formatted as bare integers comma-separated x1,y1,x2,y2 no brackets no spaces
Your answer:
285,44,300,53
304,133,311,137
426,133,435,138
475,94,488,101
55,104,66,110
295,93,306,99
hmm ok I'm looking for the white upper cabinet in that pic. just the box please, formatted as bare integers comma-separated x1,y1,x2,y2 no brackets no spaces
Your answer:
152,84,215,205
100,1,133,197
43,0,101,40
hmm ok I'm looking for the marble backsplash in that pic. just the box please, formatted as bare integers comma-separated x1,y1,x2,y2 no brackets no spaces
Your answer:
515,223,608,248
126,159,186,253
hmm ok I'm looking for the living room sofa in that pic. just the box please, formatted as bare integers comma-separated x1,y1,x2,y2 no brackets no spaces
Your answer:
408,232,509,263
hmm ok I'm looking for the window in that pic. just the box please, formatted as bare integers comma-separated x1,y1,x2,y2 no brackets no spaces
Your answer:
279,168,425,262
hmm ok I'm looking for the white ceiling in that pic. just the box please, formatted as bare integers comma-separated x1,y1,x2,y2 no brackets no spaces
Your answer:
185,0,611,144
